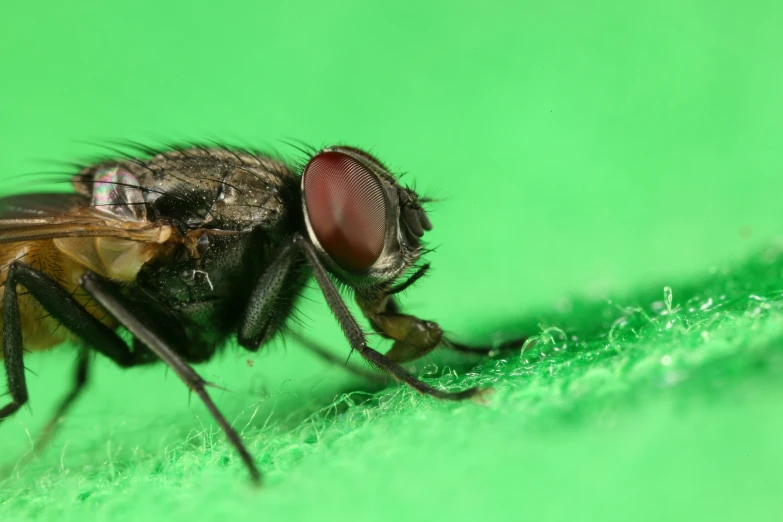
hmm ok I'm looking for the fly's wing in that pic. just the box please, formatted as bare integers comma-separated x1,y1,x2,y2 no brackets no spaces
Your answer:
0,169,174,281
0,168,170,244
0,193,88,220
0,206,169,244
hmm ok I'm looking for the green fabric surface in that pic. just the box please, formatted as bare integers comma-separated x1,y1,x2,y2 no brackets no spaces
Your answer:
1,1,782,521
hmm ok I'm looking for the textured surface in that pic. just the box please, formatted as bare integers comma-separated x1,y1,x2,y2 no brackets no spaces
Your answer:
1,1,782,520
1,243,782,521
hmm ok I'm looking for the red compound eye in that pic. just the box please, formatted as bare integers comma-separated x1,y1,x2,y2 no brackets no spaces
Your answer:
303,151,388,272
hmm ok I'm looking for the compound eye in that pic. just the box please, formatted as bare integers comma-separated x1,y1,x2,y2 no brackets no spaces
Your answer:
303,151,388,272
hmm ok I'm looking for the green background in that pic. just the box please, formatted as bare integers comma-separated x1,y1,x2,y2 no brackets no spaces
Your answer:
1,1,782,520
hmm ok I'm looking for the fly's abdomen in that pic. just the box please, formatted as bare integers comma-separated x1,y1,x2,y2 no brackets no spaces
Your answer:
0,240,117,355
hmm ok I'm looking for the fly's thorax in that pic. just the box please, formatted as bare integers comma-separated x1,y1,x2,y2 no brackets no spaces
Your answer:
132,225,301,346
74,147,301,233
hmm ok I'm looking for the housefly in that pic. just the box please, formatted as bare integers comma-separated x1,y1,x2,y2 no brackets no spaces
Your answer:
0,142,525,483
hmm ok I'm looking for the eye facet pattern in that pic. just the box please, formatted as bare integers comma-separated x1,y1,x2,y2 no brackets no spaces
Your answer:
303,151,388,272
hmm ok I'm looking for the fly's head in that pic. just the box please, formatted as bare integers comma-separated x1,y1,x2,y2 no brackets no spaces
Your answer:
301,146,432,289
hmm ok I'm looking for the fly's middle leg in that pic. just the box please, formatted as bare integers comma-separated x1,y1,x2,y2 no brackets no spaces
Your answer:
80,271,262,485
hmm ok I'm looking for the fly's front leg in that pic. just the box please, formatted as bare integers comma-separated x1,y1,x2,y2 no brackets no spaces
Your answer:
355,265,443,364
373,298,529,359
297,235,483,401
361,267,529,362
237,240,384,381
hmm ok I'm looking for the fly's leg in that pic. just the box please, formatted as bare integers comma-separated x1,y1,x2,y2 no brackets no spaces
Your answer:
371,299,528,361
296,235,483,401
35,350,90,448
444,337,529,356
372,309,443,364
291,333,386,383
237,238,299,349
359,264,529,363
13,351,90,466
80,272,262,484
362,268,444,363
1,262,135,426
49,350,90,427
0,267,30,423
372,263,528,360
0,262,259,482
236,239,384,383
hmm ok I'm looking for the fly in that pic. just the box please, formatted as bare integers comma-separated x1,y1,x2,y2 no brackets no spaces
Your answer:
0,142,525,483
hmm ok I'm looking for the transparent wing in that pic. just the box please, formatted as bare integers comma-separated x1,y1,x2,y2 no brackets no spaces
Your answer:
0,191,168,245
0,192,88,220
